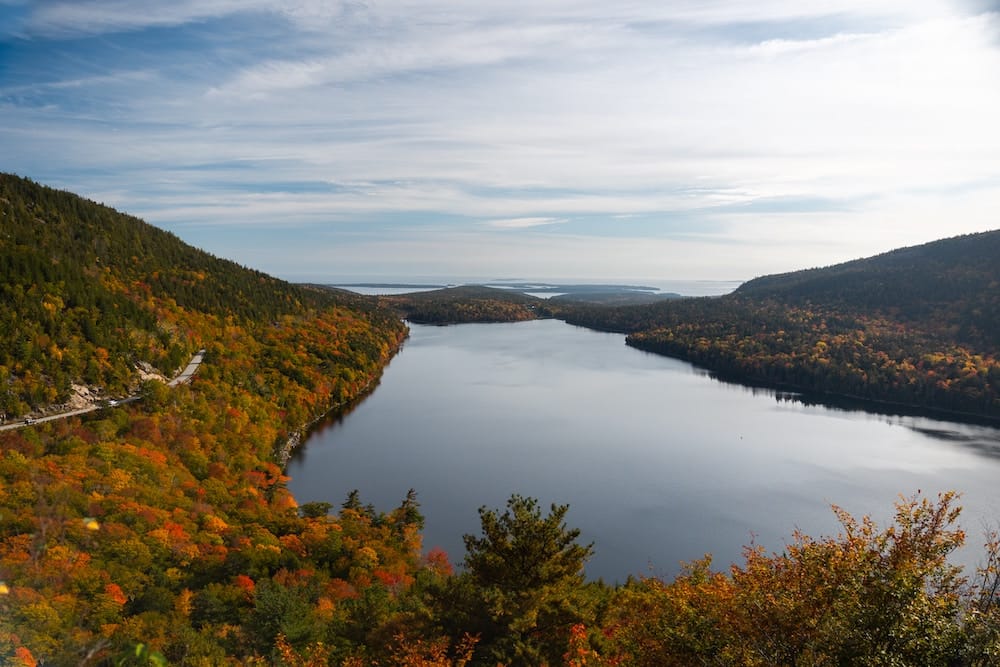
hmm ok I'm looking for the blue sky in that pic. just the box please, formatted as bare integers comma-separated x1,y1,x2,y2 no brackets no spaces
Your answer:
2,1,998,286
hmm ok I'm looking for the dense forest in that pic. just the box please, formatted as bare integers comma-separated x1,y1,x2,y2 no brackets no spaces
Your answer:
379,286,548,324
556,232,1000,421
4,174,1000,665
0,174,401,420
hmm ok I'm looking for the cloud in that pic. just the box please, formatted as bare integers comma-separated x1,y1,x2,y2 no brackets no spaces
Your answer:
485,217,568,229
207,21,599,100
2,1,999,282
19,0,257,36
747,31,875,57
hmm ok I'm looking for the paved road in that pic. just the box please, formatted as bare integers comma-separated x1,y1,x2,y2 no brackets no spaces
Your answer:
168,349,206,387
0,349,206,431
0,404,101,431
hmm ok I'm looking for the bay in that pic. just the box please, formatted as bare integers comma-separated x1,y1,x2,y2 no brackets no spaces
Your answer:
287,319,1000,582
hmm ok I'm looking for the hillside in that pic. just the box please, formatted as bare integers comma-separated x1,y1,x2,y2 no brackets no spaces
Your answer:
0,174,401,420
736,230,1000,348
380,285,547,323
560,231,1000,420
0,175,417,664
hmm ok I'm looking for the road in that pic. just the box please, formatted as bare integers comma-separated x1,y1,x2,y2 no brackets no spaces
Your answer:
168,349,206,387
0,349,206,431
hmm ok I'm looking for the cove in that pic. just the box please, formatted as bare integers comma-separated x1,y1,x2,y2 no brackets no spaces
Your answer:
287,319,1000,582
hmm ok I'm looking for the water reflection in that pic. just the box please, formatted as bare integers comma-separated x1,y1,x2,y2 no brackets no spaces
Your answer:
685,362,1000,437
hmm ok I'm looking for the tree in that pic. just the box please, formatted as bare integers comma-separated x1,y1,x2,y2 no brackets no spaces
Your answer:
247,579,321,656
299,502,333,519
464,495,592,592
393,489,424,532
455,494,595,666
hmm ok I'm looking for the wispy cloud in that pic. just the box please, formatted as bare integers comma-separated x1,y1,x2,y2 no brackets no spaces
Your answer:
747,31,876,57
18,0,261,36
485,217,568,229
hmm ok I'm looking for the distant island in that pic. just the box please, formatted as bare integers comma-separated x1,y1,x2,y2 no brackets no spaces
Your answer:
334,282,450,289
482,281,663,293
333,280,679,298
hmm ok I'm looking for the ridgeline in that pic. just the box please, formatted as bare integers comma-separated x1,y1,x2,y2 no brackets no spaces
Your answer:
561,231,1000,421
0,174,403,421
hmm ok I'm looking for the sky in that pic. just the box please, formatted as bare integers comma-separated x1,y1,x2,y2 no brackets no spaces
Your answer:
1,1,998,287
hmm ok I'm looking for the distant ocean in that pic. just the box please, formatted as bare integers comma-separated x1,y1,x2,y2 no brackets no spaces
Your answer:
323,277,743,298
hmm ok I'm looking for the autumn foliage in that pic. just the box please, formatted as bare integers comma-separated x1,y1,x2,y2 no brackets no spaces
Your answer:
603,492,987,665
4,175,1000,664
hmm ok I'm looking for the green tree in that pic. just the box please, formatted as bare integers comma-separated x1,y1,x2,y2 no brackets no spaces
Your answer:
299,501,333,519
391,488,424,533
247,580,321,656
464,495,592,591
456,494,596,666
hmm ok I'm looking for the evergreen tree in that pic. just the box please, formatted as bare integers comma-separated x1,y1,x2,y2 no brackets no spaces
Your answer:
455,494,596,665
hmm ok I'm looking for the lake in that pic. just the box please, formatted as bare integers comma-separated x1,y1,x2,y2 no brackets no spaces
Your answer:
287,319,1000,582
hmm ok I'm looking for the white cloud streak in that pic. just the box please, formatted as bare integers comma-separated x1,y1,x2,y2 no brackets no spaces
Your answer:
22,0,253,35
485,217,568,229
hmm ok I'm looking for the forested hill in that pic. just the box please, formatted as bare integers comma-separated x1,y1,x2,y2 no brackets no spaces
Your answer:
0,176,418,664
0,173,401,417
736,230,1000,348
561,230,1000,420
381,285,546,323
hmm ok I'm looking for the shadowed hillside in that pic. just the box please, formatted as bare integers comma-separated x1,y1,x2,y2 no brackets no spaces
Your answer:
381,285,547,323
736,231,1000,348
559,231,1000,420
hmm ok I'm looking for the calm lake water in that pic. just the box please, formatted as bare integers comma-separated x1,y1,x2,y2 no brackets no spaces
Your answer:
287,319,1000,582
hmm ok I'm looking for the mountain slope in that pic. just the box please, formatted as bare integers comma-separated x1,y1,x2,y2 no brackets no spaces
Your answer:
0,176,416,664
559,230,1000,420
381,285,545,323
736,230,1000,348
0,173,399,418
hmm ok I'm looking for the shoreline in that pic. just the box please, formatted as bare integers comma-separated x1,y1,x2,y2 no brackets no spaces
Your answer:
275,328,409,468
624,337,1000,428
